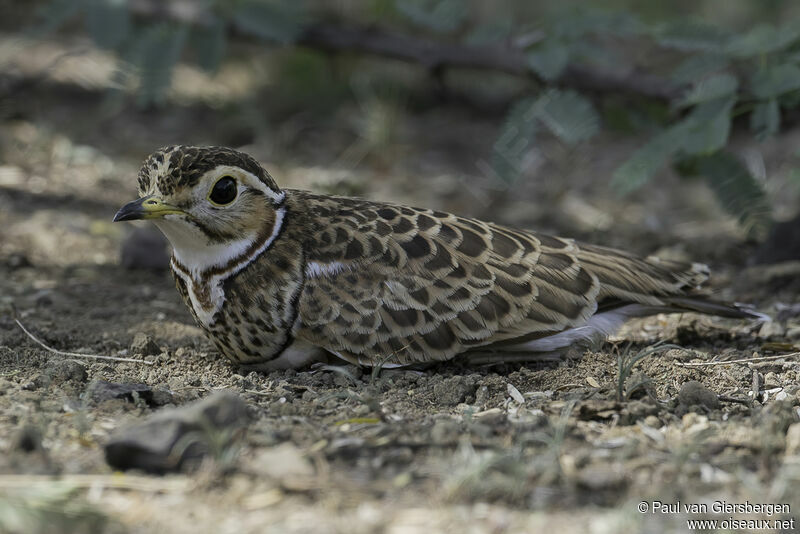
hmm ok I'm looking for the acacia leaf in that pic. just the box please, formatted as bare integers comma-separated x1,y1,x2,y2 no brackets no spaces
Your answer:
533,89,600,145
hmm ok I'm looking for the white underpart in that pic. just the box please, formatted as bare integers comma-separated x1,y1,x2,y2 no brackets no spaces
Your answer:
240,339,327,371
506,304,647,352
162,205,286,327
735,304,772,323
333,350,405,369
305,261,349,279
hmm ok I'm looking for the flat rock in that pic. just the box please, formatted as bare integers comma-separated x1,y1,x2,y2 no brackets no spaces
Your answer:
104,391,251,473
90,380,155,404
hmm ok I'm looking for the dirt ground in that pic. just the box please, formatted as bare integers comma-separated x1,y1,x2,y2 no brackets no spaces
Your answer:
2,35,800,534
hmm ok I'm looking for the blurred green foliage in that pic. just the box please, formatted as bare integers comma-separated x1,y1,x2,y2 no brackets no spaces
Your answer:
30,0,800,235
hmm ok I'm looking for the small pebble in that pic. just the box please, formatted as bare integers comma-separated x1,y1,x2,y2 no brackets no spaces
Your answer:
678,381,719,411
758,321,785,339
643,415,661,428
432,376,476,406
45,360,88,384
130,333,160,357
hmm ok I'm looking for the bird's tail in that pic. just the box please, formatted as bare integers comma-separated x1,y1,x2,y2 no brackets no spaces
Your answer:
657,296,770,322
575,244,770,322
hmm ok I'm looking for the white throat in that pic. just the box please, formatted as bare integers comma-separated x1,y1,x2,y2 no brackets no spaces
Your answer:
155,219,256,279
156,206,286,326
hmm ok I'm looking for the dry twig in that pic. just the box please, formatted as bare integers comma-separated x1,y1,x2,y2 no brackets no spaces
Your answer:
14,317,153,365
675,352,800,368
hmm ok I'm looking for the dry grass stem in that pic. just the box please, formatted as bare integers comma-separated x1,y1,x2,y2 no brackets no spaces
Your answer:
15,318,154,365
675,352,800,367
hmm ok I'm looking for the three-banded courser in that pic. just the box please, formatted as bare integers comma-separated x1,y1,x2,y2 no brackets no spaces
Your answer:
114,146,764,370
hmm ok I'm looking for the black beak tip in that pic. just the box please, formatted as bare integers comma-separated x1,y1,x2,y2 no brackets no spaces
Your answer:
112,209,132,222
113,197,146,222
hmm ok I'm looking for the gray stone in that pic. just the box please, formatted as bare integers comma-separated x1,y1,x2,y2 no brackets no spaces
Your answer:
130,333,160,357
433,376,477,406
678,381,720,411
45,360,87,384
474,385,490,406
758,321,785,340
105,391,251,473
150,388,175,406
90,380,155,404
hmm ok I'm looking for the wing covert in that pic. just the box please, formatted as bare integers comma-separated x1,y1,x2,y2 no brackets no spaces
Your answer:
291,192,601,365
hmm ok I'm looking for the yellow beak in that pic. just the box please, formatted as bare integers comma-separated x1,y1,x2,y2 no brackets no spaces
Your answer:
113,196,185,222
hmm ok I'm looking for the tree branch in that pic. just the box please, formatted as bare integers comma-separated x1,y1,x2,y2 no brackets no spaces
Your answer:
296,24,683,101
126,0,684,102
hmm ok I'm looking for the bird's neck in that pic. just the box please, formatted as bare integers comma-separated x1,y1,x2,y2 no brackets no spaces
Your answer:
171,232,261,280
159,206,286,326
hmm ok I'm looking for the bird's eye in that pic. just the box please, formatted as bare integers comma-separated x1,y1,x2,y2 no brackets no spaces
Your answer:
209,176,237,205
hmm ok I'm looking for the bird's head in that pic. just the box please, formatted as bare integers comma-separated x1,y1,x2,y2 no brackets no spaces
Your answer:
114,146,286,274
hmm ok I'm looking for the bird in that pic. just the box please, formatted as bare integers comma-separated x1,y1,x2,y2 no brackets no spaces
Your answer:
113,145,765,371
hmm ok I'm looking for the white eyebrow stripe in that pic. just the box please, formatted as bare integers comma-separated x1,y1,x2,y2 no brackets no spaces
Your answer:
210,164,285,205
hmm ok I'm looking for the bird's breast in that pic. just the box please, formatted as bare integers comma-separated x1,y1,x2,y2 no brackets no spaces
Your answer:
170,261,225,328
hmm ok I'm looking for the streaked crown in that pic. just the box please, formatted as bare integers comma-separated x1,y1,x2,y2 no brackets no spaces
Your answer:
137,145,281,198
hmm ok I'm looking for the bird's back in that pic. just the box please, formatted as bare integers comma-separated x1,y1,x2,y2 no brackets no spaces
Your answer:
285,190,751,366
